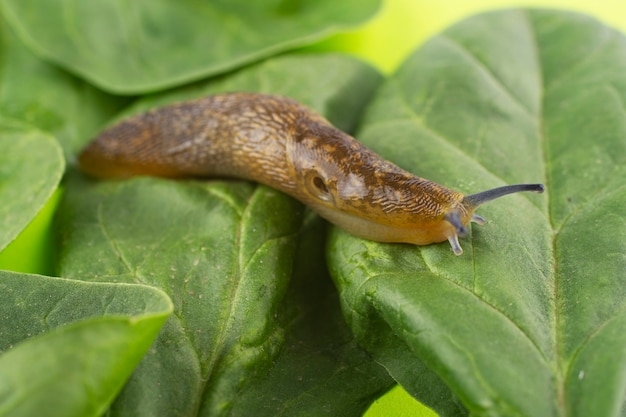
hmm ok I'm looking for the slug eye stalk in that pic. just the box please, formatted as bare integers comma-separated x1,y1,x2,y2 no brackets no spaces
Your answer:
463,184,545,210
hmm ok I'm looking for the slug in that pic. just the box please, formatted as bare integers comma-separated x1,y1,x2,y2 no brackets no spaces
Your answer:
78,92,544,255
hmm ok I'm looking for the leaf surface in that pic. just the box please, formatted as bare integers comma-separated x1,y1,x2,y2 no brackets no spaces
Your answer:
0,271,172,417
0,20,124,161
0,0,380,94
229,215,394,417
329,9,626,417
0,120,63,252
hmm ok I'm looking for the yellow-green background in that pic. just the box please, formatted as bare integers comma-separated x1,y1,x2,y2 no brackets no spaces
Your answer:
1,0,623,415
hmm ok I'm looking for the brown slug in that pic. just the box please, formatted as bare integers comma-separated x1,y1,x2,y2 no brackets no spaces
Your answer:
78,92,544,255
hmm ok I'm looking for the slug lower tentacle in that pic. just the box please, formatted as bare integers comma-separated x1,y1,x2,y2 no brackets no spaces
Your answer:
78,92,544,255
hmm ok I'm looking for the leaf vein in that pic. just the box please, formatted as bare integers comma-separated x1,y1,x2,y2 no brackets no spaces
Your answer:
96,202,134,276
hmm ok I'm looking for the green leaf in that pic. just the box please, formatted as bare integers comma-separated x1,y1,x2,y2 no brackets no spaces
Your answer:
0,270,172,417
0,0,380,94
0,19,125,161
56,54,388,416
58,177,304,416
0,119,64,252
229,215,394,416
0,188,61,275
329,9,626,417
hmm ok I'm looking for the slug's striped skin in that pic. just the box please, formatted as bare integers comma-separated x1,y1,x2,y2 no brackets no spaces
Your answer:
79,92,544,255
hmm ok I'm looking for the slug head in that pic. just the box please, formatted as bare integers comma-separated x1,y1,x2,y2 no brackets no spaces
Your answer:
290,124,545,255
444,183,545,255
290,124,473,248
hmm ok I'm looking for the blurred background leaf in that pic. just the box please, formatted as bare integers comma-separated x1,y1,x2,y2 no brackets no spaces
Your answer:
0,271,172,417
0,121,63,252
0,0,380,94
0,22,125,161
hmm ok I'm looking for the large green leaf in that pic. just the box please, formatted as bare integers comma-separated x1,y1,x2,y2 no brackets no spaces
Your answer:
0,271,172,417
0,0,380,94
56,54,389,416
229,214,394,416
0,19,124,161
59,177,303,416
0,119,63,252
329,9,626,417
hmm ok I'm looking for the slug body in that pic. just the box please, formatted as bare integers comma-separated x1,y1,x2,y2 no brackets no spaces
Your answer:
79,92,544,255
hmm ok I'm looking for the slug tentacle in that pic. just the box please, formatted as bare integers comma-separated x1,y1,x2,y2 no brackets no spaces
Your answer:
78,92,544,255
471,214,486,225
447,235,463,256
462,184,545,210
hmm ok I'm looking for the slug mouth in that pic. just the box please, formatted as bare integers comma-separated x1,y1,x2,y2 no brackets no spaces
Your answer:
444,210,468,237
